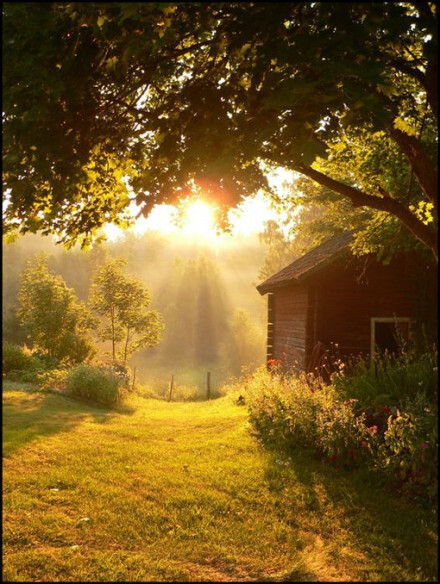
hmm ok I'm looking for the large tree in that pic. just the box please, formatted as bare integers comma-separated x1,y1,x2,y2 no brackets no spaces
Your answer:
3,3,437,258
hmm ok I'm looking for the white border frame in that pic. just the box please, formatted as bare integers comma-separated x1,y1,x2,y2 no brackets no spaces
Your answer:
370,317,411,361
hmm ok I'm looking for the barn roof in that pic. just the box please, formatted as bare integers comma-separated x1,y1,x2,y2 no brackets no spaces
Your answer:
257,231,354,295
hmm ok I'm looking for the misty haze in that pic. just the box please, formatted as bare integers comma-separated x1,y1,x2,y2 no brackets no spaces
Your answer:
3,2,437,582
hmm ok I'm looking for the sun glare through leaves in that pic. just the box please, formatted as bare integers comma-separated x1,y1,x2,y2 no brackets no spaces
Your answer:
104,192,286,244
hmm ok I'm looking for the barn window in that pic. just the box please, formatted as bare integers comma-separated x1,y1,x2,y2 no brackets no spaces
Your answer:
370,317,411,360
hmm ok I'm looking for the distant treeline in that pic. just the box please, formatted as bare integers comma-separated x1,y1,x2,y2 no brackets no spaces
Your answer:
3,230,270,382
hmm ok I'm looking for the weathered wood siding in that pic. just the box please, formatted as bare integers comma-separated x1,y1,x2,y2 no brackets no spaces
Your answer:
271,284,310,369
266,252,436,373
309,256,414,363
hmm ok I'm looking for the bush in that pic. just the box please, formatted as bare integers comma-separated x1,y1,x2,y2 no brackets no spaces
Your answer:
315,389,370,464
245,364,437,499
378,393,438,498
65,364,128,406
332,348,438,408
37,368,68,390
246,367,324,451
2,342,44,375
29,350,60,370
246,368,371,465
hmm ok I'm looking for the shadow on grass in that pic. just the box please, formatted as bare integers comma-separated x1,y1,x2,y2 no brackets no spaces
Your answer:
263,448,438,581
2,385,135,457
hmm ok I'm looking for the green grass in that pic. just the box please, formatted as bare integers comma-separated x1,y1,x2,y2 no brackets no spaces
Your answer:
2,380,438,582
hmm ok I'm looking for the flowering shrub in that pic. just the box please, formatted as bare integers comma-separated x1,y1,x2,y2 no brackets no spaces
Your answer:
246,368,323,450
378,394,438,497
65,364,128,406
245,363,437,499
315,390,369,463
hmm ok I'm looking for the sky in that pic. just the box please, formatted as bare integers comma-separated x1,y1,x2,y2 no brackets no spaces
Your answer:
104,168,298,244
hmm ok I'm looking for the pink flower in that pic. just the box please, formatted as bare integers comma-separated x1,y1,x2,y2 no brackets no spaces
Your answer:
421,442,429,449
366,425,378,436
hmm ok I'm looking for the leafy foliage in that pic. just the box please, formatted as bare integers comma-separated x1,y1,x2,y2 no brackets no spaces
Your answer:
332,348,438,408
245,354,438,500
89,258,164,362
2,342,44,375
65,363,128,406
379,395,438,497
17,256,97,363
3,3,437,257
36,367,69,391
245,367,371,462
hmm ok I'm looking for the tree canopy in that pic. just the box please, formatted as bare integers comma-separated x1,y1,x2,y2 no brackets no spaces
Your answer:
89,258,163,362
17,255,96,363
2,2,437,258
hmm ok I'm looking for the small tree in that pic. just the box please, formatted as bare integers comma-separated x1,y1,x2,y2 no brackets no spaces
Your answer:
89,259,164,363
17,255,97,363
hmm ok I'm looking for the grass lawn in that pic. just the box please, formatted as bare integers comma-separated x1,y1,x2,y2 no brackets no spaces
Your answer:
2,380,438,582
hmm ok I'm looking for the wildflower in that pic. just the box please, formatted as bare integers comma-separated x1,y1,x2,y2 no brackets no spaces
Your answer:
344,398,358,407
268,358,282,370
421,442,429,449
366,425,378,435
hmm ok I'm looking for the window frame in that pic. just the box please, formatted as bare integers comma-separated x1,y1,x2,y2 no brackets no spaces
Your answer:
370,316,411,361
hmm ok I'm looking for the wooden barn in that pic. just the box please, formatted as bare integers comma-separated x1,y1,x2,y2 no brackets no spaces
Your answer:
256,232,437,373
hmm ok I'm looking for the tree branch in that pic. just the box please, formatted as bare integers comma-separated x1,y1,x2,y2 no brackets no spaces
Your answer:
296,164,438,259
97,38,217,114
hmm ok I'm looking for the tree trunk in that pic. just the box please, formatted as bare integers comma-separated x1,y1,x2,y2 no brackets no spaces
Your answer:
123,327,130,364
388,126,438,210
111,306,116,362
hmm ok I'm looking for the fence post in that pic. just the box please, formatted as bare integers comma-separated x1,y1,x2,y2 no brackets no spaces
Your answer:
168,375,174,402
207,371,211,400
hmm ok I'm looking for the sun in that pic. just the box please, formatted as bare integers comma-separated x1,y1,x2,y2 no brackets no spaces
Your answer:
180,199,218,239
